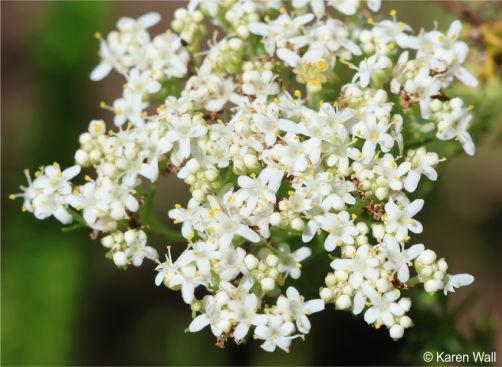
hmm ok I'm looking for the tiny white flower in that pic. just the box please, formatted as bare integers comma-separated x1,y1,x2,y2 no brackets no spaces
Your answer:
254,315,298,352
384,199,424,241
443,273,474,295
330,245,380,288
166,114,208,162
277,243,312,279
363,287,404,328
317,211,358,251
277,287,325,334
381,234,424,283
352,55,389,88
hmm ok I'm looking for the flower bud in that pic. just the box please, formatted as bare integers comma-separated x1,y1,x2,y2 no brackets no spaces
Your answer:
418,249,436,265
400,315,413,328
335,294,352,310
372,224,385,240
389,324,404,340
269,212,282,226
186,158,200,173
75,149,89,166
192,189,205,202
320,288,332,302
424,279,442,293
266,254,279,267
398,298,411,312
291,218,305,231
356,222,369,234
205,168,218,181
124,230,136,243
437,258,448,273
244,254,259,270
215,291,230,306
375,187,387,201
325,273,337,286
101,235,114,249
260,277,275,292
334,270,348,282
376,278,392,293
113,251,128,267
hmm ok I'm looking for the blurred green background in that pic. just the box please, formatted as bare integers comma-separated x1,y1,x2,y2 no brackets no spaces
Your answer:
1,1,501,365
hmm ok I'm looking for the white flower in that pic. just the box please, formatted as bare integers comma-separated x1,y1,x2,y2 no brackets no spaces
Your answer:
166,114,208,162
373,18,419,49
352,55,389,88
206,195,260,247
330,245,380,288
235,167,283,212
227,293,267,342
170,264,201,304
403,68,441,118
66,180,106,226
147,32,190,79
404,148,441,192
437,111,475,156
189,295,233,336
242,70,280,98
292,0,325,18
443,273,474,295
363,287,404,328
252,107,296,147
188,0,221,17
190,240,221,275
273,133,318,174
375,153,411,191
154,248,178,286
126,68,161,95
216,245,247,281
254,315,297,352
327,0,360,16
183,72,235,112
277,243,312,279
90,12,161,81
381,234,424,282
384,199,424,241
352,114,394,163
277,287,324,334
113,89,146,127
248,13,314,55
13,163,81,224
317,211,358,251
168,199,203,240
117,12,161,34
123,229,158,267
277,47,330,90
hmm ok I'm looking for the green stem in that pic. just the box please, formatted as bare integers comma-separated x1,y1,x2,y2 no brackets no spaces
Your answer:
61,208,87,232
144,217,185,243
407,275,421,288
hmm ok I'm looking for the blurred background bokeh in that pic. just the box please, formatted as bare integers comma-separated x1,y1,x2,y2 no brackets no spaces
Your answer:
2,1,501,365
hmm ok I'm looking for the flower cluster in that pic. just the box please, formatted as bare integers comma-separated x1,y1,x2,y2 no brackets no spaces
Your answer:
12,1,477,352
